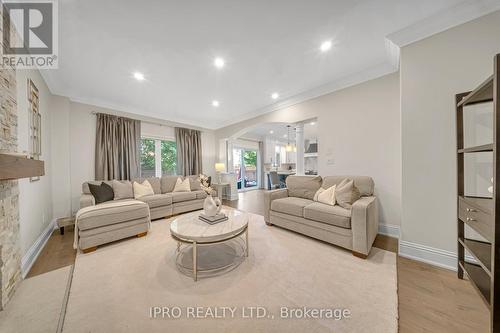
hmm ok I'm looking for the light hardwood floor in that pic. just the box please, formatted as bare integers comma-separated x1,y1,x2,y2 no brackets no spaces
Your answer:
27,189,489,332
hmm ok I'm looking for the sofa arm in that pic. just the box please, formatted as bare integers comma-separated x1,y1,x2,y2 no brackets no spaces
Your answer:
263,189,288,223
351,196,379,257
80,194,95,209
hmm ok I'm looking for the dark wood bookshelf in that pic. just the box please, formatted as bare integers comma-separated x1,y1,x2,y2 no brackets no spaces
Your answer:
457,54,500,332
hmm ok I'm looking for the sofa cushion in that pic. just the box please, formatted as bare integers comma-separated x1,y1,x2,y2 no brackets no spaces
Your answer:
133,180,155,199
161,175,180,193
137,194,172,208
304,202,351,229
335,178,361,209
173,177,191,192
286,176,322,200
88,182,114,204
77,200,149,230
193,190,207,199
133,177,161,194
271,197,313,218
322,176,374,196
82,181,113,195
186,175,202,191
112,180,134,200
171,191,197,203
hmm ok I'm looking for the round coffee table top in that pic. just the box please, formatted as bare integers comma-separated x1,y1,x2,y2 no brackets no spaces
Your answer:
170,209,249,243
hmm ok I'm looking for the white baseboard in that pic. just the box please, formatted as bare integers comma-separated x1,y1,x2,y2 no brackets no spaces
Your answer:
378,224,400,238
399,240,477,271
21,218,57,278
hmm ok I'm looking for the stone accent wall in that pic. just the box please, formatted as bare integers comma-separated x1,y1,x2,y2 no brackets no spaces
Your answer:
0,65,20,309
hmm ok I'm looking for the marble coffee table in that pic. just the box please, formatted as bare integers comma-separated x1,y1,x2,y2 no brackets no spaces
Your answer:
170,209,249,281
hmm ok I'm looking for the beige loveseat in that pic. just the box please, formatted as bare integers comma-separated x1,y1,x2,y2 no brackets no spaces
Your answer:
264,175,378,258
77,175,209,252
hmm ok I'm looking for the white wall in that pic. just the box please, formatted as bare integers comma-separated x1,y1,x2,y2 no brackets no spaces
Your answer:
215,73,401,227
400,10,500,253
16,69,54,256
50,95,72,219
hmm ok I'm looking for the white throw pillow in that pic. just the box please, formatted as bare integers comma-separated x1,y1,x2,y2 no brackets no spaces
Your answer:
314,185,336,206
173,177,191,192
133,180,154,199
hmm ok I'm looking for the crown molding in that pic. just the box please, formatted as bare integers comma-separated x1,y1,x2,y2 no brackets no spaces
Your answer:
387,0,500,47
67,95,214,131
213,61,398,129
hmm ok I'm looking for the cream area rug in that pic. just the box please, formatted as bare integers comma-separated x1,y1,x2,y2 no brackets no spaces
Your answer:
0,265,72,333
63,210,398,332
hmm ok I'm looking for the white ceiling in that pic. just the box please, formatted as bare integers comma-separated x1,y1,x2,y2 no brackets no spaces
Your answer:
42,0,497,129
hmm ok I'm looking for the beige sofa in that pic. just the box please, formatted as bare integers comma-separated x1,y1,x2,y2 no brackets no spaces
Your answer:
264,175,378,258
77,175,209,252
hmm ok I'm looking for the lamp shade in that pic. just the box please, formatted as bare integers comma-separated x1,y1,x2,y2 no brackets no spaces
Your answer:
215,163,226,172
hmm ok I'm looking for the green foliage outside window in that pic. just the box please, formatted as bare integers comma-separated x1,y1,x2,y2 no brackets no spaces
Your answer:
141,139,155,170
140,138,177,176
243,150,257,167
161,140,176,175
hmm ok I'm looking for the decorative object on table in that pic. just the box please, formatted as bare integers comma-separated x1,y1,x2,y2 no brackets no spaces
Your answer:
199,213,228,224
215,162,226,183
489,177,494,195
199,173,215,195
203,195,222,217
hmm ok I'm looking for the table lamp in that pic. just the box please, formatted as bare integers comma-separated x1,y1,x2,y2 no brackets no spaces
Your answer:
215,163,225,183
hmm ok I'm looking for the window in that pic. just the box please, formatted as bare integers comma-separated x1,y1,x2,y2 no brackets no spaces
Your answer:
160,140,176,175
140,138,177,177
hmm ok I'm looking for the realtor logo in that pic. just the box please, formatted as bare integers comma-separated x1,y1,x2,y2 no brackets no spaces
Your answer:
1,0,58,69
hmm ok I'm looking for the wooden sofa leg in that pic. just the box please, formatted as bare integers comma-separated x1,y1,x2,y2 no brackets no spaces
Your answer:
137,232,147,238
352,251,368,259
82,246,97,254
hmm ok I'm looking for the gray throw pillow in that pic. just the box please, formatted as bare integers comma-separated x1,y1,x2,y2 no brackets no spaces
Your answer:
88,182,114,204
335,178,361,209
147,177,161,194
187,175,202,191
112,180,134,200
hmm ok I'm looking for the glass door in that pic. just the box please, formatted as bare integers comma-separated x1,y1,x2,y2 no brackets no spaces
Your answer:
232,148,259,190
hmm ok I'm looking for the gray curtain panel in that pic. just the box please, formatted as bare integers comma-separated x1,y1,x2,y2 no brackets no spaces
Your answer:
175,127,203,176
95,113,141,180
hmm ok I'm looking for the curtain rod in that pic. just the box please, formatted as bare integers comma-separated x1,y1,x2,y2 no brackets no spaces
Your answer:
90,111,177,128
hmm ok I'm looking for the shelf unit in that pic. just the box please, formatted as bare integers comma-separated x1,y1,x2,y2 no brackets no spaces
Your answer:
0,153,44,180
456,54,499,332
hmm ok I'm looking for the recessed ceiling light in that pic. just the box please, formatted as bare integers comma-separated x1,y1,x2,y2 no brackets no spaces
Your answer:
320,40,332,52
310,122,316,125
269,130,274,134
214,57,225,69
133,72,145,81
212,100,220,107
271,92,279,100
283,134,287,138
